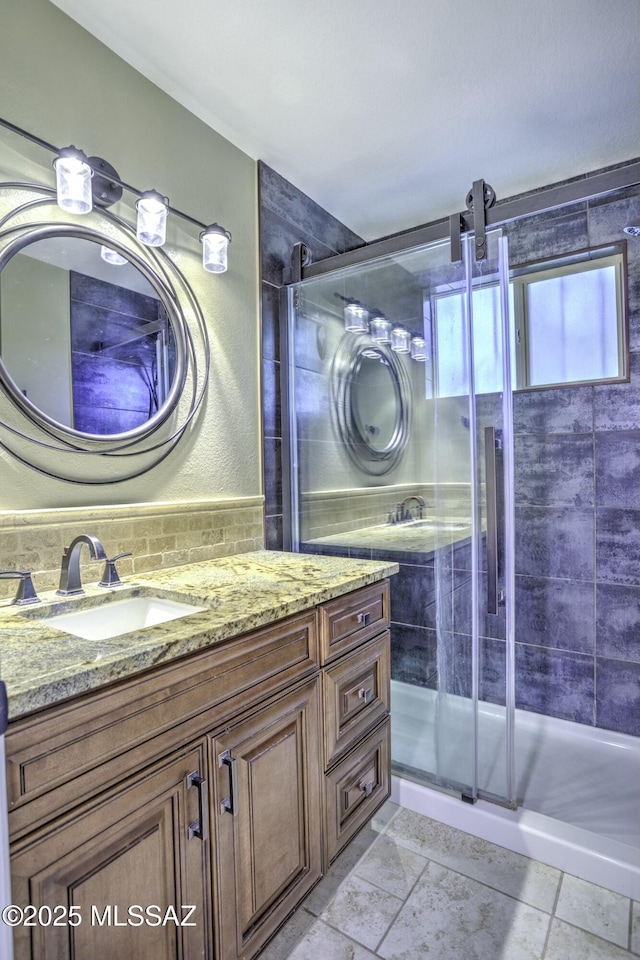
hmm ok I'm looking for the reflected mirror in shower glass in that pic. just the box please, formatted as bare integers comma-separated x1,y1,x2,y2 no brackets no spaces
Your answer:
352,353,399,452
0,236,176,436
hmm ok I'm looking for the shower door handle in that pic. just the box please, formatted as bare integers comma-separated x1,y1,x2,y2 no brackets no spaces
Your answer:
485,426,499,616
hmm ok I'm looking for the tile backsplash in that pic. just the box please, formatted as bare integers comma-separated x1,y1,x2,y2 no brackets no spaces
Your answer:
0,497,264,601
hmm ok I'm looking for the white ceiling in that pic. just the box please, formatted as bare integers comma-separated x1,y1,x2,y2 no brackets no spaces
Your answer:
50,0,639,241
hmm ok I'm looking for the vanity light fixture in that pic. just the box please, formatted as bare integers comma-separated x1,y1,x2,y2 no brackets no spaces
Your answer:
2,117,232,273
53,146,93,215
410,335,428,361
200,222,232,274
343,299,369,333
100,246,128,265
136,190,169,247
390,326,411,353
369,313,392,343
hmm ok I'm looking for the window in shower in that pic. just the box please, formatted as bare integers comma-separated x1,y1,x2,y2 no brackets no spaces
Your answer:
513,251,625,388
430,247,626,396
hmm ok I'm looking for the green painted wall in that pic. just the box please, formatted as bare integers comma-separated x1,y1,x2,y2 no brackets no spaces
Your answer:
0,0,260,509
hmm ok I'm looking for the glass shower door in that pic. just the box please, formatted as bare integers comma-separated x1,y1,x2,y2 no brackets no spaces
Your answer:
427,229,515,806
286,228,515,809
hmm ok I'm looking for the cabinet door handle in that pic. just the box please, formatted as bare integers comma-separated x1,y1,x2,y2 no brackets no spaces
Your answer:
218,749,239,817
359,780,374,797
187,770,210,842
357,611,371,626
358,687,373,703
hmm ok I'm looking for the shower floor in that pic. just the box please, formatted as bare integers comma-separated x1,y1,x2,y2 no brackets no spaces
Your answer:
391,680,640,850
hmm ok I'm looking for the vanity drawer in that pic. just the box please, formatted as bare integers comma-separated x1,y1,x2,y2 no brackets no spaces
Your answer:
323,631,390,769
323,718,390,865
6,610,318,839
318,580,390,664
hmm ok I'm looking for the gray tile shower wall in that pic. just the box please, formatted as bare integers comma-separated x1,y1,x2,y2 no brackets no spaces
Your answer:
502,181,640,735
260,161,640,737
258,161,364,549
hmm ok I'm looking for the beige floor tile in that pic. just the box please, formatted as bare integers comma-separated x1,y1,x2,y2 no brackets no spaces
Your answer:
277,919,378,960
378,859,549,960
546,919,632,960
258,908,316,960
355,834,427,899
384,806,560,912
321,873,403,951
303,818,387,916
632,901,640,955
555,873,630,947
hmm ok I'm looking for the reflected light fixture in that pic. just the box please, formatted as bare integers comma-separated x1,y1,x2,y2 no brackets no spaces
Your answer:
369,313,392,343
410,336,428,361
136,190,168,247
343,299,369,333
390,326,411,353
200,222,232,273
100,246,128,265
53,146,92,214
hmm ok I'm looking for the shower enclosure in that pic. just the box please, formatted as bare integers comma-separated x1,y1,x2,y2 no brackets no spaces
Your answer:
283,176,640,898
286,229,517,807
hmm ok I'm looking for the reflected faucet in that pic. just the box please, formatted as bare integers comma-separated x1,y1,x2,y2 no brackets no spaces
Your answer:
57,535,108,596
390,496,427,524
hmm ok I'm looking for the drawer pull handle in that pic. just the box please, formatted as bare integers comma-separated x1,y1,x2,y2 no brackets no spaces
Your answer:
357,611,371,626
219,750,239,817
358,687,373,703
359,780,374,797
187,770,210,842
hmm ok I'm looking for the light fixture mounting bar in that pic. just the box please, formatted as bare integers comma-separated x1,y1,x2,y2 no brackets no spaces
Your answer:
0,114,210,232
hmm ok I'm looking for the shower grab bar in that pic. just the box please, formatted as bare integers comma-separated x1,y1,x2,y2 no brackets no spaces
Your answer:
485,426,499,616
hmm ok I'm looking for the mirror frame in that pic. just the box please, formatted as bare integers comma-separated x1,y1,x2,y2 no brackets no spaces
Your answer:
0,223,188,443
331,334,411,476
0,181,210,483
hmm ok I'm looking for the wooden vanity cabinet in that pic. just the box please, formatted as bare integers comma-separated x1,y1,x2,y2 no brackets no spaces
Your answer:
6,580,392,960
10,742,211,960
318,580,392,865
211,678,321,960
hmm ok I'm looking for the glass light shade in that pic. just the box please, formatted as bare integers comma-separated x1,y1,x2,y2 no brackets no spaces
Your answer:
410,336,428,361
100,245,128,265
201,224,231,273
54,147,92,214
344,301,369,332
136,190,168,246
369,315,392,343
390,327,411,353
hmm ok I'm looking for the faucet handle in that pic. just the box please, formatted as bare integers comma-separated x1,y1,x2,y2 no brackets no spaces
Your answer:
98,553,132,588
0,570,40,605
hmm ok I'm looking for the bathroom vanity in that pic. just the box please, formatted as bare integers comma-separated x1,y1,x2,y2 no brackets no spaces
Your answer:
0,551,396,960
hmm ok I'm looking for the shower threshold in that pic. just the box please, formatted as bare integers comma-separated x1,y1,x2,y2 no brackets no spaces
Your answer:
391,680,640,899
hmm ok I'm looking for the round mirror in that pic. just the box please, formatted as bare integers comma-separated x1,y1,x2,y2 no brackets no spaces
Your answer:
0,226,186,442
331,337,411,475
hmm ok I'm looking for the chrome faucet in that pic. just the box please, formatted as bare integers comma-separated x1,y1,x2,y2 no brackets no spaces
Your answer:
0,570,40,605
389,496,427,524
57,535,108,596
402,495,426,520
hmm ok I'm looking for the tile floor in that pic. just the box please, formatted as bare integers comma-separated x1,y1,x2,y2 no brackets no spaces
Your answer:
261,803,640,960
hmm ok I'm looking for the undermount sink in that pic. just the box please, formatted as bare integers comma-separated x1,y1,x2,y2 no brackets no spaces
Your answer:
407,519,471,531
39,595,205,642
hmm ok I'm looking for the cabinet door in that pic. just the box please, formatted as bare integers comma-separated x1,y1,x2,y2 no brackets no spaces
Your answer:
212,678,322,960
10,743,211,960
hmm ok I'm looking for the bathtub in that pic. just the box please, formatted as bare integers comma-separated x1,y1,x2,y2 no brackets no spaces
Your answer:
390,680,640,900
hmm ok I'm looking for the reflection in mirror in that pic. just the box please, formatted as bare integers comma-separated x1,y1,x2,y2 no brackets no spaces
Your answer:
332,336,411,476
0,236,175,435
352,352,401,453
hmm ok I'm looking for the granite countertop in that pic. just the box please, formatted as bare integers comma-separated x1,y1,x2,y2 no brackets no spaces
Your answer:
305,518,474,555
0,550,398,720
